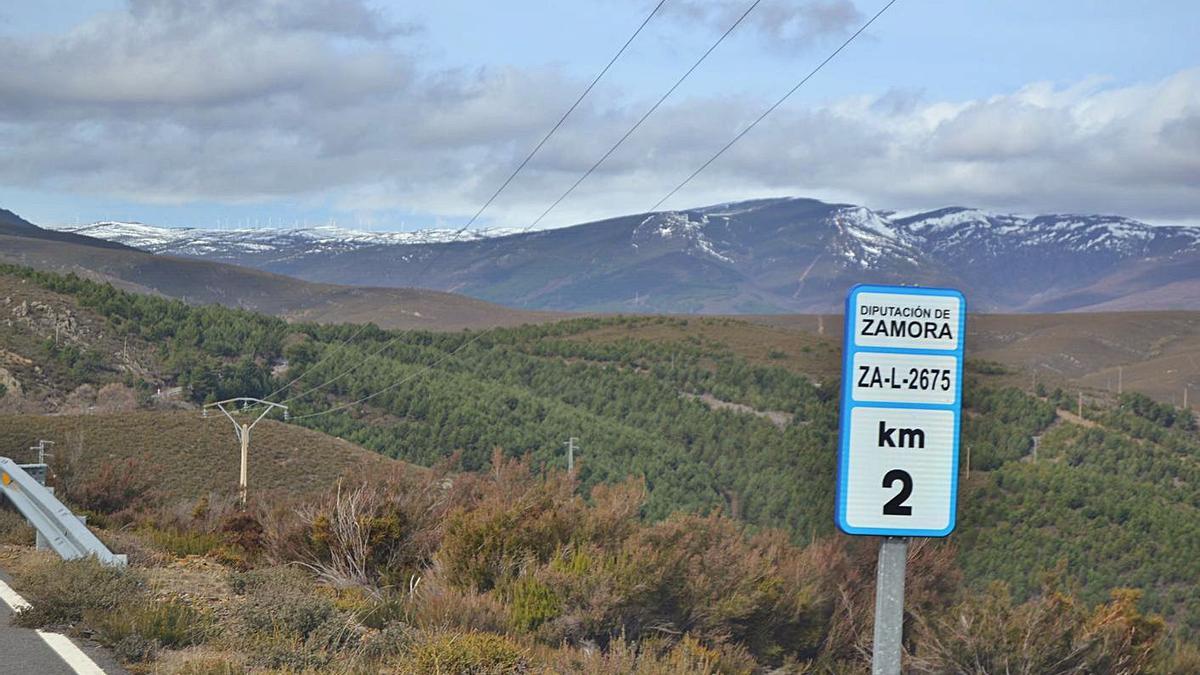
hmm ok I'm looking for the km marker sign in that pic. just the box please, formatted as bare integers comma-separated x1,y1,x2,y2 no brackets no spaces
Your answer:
835,284,966,675
836,284,966,538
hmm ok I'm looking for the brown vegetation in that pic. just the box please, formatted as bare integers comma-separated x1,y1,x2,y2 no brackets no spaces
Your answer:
0,450,1178,673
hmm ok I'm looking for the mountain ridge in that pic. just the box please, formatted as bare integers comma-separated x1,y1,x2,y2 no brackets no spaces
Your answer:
55,197,1200,313
0,210,565,330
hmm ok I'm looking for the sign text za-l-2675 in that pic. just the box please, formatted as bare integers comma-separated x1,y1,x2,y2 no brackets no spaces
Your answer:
835,285,966,537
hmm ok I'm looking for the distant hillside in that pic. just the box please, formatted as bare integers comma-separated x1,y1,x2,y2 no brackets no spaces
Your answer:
755,311,1200,409
61,198,1200,313
7,264,1200,636
0,208,133,251
0,208,565,330
0,411,406,501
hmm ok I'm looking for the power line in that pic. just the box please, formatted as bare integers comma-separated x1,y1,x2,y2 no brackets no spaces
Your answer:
277,331,408,406
521,0,763,233
286,0,902,423
260,321,375,403
649,0,900,212
290,325,500,420
281,3,672,411
402,0,668,310
446,0,668,240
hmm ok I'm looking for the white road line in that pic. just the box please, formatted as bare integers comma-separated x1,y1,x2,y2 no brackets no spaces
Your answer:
0,579,30,611
36,631,108,674
0,578,108,674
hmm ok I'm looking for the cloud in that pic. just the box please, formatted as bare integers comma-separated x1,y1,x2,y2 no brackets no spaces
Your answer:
0,0,1197,227
661,0,862,52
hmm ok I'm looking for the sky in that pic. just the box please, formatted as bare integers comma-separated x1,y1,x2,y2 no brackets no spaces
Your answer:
0,0,1197,231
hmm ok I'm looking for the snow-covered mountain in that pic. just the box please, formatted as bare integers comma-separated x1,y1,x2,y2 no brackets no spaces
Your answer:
60,221,521,263
52,199,1200,313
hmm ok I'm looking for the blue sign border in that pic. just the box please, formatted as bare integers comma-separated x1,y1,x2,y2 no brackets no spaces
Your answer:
835,284,966,538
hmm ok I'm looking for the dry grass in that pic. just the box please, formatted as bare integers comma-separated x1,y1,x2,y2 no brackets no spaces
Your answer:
0,410,411,502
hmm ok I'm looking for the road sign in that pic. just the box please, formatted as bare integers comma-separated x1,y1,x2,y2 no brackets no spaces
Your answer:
836,284,966,537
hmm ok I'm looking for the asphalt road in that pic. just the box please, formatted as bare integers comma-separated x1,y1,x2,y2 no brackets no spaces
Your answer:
0,570,125,675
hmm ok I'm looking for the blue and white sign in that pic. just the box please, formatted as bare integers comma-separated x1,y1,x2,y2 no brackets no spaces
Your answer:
836,284,966,537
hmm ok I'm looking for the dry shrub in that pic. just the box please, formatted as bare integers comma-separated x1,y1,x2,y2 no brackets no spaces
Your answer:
392,629,531,674
56,454,158,525
534,512,832,667
229,565,371,670
911,575,1165,674
811,535,961,668
0,507,35,545
230,566,335,639
95,382,137,413
265,463,454,592
1157,641,1200,674
138,493,263,564
150,493,243,534
421,454,834,667
153,648,246,675
12,556,145,628
439,481,582,593
87,596,213,653
62,383,97,413
403,572,510,634
92,528,172,567
541,634,756,675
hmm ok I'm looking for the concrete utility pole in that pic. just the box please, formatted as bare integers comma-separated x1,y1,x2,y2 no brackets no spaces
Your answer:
564,437,579,474
29,440,54,465
203,398,287,505
1118,366,1123,395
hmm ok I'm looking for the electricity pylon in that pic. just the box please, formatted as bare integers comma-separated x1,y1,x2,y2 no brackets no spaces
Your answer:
564,437,579,474
29,440,54,465
203,398,288,505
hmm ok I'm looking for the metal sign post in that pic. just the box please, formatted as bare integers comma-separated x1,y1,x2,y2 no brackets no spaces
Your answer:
872,537,907,674
835,284,966,674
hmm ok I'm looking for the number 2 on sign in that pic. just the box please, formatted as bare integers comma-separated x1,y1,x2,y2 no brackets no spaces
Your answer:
882,469,913,516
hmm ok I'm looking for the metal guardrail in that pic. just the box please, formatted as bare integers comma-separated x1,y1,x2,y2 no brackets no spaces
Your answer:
0,458,126,567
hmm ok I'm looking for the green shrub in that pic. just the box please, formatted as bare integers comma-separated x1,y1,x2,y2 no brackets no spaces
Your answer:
243,631,331,671
544,634,756,675
144,527,223,557
232,566,335,639
13,557,144,628
113,634,158,663
506,576,560,632
359,623,414,662
88,597,212,650
171,656,245,675
439,463,582,593
349,591,411,630
396,630,530,674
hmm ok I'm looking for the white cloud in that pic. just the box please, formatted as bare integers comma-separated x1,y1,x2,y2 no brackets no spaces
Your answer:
0,0,1197,226
661,0,861,52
